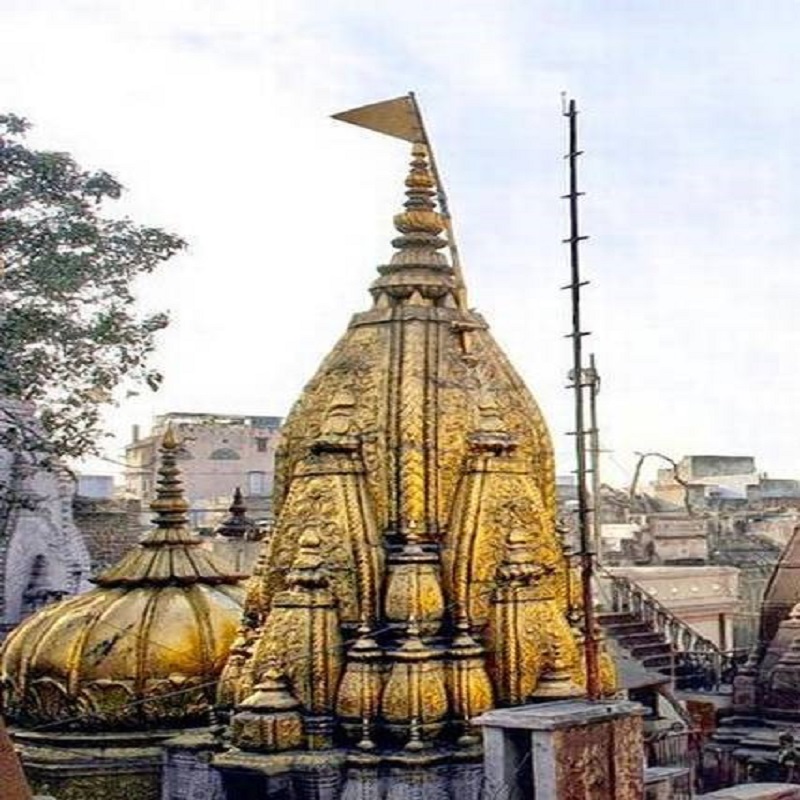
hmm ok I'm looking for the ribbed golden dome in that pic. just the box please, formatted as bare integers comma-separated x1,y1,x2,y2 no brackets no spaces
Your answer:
258,142,559,625
0,429,245,730
228,140,606,757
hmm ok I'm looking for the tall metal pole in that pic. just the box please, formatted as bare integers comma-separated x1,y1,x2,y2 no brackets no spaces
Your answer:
562,97,600,700
587,354,602,565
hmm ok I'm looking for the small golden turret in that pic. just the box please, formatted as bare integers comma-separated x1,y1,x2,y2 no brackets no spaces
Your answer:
231,658,304,753
0,428,245,729
530,641,583,701
447,617,495,745
380,618,448,747
237,527,342,750
383,525,445,637
336,618,385,742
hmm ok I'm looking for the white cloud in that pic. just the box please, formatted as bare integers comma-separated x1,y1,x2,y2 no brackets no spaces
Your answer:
2,0,800,487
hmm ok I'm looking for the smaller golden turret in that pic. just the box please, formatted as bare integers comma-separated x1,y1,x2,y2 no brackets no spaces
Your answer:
488,527,549,705
234,527,343,751
530,641,583,701
231,658,304,753
447,617,495,745
0,428,245,729
336,618,384,742
383,525,445,637
380,618,448,747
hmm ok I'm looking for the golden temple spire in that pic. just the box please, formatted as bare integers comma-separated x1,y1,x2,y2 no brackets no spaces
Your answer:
332,93,468,309
148,424,190,532
96,428,244,586
370,142,458,308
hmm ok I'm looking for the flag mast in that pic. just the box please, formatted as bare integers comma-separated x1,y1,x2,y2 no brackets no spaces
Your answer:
407,92,468,310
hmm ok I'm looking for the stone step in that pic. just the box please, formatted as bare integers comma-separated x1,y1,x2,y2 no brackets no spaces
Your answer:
643,653,675,669
618,631,665,646
596,611,639,625
600,621,653,637
630,642,673,659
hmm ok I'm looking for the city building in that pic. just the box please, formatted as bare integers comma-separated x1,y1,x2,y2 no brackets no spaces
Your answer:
706,524,800,788
651,454,758,511
124,411,281,529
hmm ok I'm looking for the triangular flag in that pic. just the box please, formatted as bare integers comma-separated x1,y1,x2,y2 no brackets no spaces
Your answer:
332,95,424,143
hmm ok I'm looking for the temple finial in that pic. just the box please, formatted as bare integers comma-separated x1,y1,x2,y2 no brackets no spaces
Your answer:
216,487,259,539
370,142,457,308
149,425,190,528
391,143,447,247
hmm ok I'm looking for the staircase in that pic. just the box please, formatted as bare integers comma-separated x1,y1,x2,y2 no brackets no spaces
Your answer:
596,568,742,690
599,610,676,672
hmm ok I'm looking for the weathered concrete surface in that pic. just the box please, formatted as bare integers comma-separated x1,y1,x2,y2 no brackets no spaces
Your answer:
699,783,800,799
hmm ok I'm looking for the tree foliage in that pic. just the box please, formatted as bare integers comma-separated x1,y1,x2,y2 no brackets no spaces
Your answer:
0,114,185,458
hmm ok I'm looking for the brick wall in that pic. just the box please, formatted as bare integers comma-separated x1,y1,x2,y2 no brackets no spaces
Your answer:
73,497,143,573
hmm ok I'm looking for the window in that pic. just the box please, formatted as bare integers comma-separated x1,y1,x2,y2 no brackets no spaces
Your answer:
248,471,268,495
210,447,241,460
256,437,269,452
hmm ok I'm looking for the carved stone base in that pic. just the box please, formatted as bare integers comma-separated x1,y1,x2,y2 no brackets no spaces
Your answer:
212,744,485,800
12,728,167,800
474,700,645,800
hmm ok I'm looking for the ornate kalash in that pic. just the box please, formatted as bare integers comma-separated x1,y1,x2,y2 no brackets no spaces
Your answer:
0,428,246,800
210,95,617,798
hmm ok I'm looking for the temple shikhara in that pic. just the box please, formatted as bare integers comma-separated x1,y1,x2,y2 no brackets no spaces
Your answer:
217,131,615,754
0,99,637,800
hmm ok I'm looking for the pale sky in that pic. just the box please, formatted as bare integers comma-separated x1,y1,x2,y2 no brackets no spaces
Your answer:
2,1,800,488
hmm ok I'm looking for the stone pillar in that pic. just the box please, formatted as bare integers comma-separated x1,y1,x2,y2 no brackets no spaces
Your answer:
474,700,645,800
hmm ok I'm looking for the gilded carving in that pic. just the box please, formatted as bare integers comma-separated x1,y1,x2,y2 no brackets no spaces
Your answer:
244,529,343,740
224,140,614,753
447,619,495,740
380,621,448,743
0,431,245,730
335,621,385,737
382,533,445,635
232,660,305,753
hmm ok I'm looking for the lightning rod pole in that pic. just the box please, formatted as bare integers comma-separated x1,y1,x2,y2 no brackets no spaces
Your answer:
562,97,601,700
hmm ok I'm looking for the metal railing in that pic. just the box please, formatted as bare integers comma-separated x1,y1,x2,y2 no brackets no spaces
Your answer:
597,566,744,689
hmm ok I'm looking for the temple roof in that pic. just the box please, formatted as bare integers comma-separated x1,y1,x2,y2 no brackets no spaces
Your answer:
231,134,596,753
0,429,246,730
270,141,556,548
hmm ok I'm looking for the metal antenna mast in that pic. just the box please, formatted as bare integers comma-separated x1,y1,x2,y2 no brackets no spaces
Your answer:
562,96,600,700
587,353,602,564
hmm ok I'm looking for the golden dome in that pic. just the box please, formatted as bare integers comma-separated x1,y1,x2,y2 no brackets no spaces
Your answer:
0,429,245,730
230,139,605,754
257,142,558,625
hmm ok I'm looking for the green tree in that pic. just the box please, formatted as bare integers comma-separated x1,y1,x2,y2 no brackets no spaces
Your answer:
0,113,185,459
